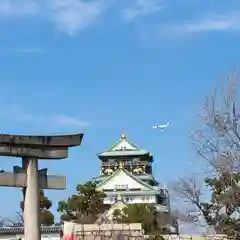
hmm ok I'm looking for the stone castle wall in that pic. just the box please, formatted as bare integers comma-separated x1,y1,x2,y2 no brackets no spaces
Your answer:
64,222,144,240
63,222,227,240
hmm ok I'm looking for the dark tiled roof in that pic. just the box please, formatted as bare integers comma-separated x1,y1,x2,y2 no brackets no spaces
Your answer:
0,226,61,235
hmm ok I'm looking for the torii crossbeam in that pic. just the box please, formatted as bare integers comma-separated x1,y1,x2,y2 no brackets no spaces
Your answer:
0,133,83,240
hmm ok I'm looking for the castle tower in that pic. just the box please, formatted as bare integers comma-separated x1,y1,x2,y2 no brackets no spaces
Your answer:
93,131,170,212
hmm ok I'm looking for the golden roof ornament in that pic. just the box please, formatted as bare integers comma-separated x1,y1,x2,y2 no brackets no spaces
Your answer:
119,161,124,169
104,168,113,175
117,193,122,201
120,129,126,139
95,188,103,193
133,167,142,173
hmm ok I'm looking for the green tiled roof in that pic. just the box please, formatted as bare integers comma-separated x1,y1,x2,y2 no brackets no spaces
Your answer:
137,172,159,184
108,132,140,151
98,150,149,157
93,172,159,185
97,132,150,157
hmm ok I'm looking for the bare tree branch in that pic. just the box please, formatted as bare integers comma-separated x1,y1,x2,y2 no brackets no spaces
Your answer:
171,71,240,238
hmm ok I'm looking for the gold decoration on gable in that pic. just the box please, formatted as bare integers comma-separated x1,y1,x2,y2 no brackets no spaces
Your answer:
117,193,122,201
133,167,143,174
104,168,113,175
95,188,103,193
119,161,124,169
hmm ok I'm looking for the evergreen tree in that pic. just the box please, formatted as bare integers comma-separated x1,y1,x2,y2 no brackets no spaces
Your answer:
21,189,54,226
57,181,108,224
119,204,175,234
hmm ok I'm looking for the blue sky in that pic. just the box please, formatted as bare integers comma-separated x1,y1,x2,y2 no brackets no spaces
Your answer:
0,0,240,233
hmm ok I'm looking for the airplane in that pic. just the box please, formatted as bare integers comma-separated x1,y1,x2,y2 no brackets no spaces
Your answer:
152,122,170,129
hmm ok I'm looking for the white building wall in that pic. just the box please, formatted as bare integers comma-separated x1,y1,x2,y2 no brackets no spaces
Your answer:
101,171,150,191
104,195,157,204
100,169,160,205
0,233,60,240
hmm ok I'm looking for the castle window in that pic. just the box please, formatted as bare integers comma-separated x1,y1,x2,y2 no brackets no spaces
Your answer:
132,158,140,164
156,195,164,205
109,159,116,164
129,197,133,202
114,184,128,189
142,196,149,201
121,146,126,150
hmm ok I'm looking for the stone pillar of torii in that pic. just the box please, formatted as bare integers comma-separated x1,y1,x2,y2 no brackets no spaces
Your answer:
0,133,83,240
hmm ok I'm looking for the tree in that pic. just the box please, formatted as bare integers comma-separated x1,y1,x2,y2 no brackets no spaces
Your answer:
57,181,108,224
112,209,122,223
119,204,176,235
170,177,214,230
172,72,240,238
119,204,156,234
20,189,54,226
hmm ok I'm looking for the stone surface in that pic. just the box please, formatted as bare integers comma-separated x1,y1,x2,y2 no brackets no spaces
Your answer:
24,157,41,240
0,145,69,159
0,172,66,189
0,133,83,147
0,133,84,240
64,223,144,240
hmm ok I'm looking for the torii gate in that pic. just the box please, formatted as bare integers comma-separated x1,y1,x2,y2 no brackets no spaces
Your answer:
0,133,83,240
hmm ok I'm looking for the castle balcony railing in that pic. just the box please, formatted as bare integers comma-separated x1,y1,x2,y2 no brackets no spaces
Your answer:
101,161,151,167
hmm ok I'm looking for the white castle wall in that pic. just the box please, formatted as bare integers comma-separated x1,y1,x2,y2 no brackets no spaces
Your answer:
104,195,156,204
0,233,59,240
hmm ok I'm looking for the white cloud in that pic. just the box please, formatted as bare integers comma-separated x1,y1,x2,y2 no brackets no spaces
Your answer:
0,105,89,128
122,0,164,21
0,0,38,19
0,0,105,36
161,11,240,37
0,0,164,33
182,12,240,33
0,0,239,38
49,0,104,36
49,115,89,127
